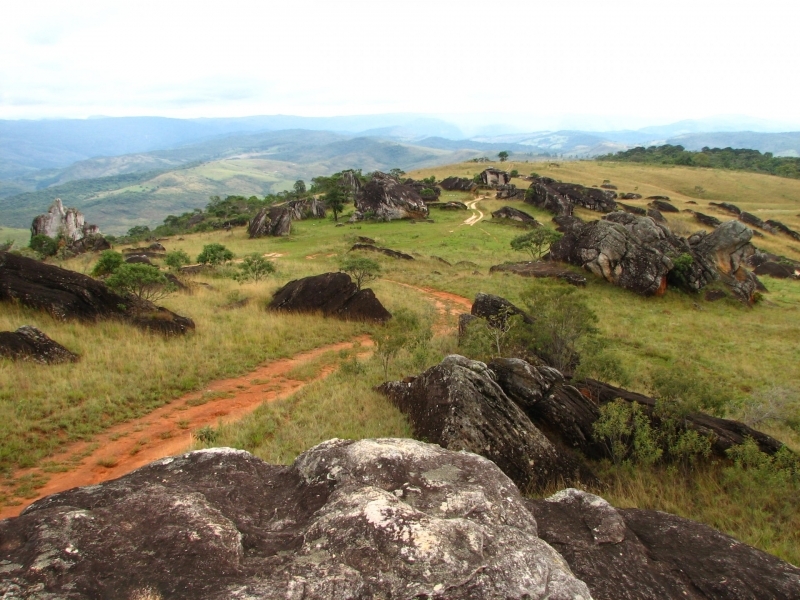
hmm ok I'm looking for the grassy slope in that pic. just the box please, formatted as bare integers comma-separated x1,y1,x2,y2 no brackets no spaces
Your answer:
1,160,799,561
0,227,30,249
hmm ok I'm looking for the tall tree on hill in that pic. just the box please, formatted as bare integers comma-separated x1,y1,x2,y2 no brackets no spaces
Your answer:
498,151,509,162
293,180,306,196
325,186,345,222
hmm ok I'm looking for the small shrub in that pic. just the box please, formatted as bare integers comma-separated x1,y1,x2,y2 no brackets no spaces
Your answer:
164,250,191,270
105,263,175,303
197,243,234,266
91,250,124,277
509,169,519,177
234,253,275,283
510,229,562,261
340,256,381,291
29,234,58,258
194,425,218,444
667,253,695,290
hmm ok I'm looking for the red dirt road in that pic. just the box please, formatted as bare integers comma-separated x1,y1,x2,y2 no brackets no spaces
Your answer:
0,336,372,519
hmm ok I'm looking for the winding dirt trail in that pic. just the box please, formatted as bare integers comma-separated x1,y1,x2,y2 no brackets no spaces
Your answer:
0,283,473,519
0,336,373,519
462,196,485,226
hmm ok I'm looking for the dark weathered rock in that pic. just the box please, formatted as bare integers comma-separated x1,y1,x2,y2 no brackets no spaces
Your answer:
691,220,758,302
765,219,800,241
267,207,293,236
378,356,591,491
430,255,451,266
489,262,587,286
619,192,642,200
647,208,666,223
616,202,647,215
0,325,79,364
353,172,428,222
248,207,271,238
283,198,327,220
356,236,376,244
439,176,477,191
646,195,670,201
268,272,391,322
471,292,533,325
529,488,800,600
705,289,728,301
600,183,617,190
125,254,153,265
349,243,414,260
480,168,510,186
754,261,798,279
457,313,479,339
66,233,112,255
549,219,673,296
495,184,526,200
433,201,468,210
0,251,194,335
739,211,770,232
710,201,741,215
491,206,540,226
552,215,584,232
0,441,594,600
648,199,679,213
692,211,722,228
402,178,441,201
526,178,616,215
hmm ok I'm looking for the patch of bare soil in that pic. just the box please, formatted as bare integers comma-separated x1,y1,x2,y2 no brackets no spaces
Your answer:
0,336,372,519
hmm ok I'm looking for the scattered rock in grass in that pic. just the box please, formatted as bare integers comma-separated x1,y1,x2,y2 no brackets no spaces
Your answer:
349,243,414,260
753,261,797,279
648,199,679,213
0,251,194,335
491,206,540,226
471,292,534,325
268,272,391,322
3,440,595,599
616,202,647,216
705,289,728,301
356,236,376,244
710,201,742,215
124,254,153,265
764,219,800,241
691,211,722,228
489,261,587,286
430,255,452,266
495,184,526,200
619,192,642,200
0,325,79,364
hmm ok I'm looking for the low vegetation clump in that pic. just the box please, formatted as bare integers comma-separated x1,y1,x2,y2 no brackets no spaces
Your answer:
510,229,562,261
234,253,275,283
339,256,381,291
197,243,234,266
105,263,175,303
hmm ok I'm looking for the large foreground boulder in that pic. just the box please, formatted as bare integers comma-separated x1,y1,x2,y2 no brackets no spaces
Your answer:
0,441,593,599
377,355,592,491
0,325,79,364
0,252,194,335
268,272,391,322
352,171,429,222
529,488,800,600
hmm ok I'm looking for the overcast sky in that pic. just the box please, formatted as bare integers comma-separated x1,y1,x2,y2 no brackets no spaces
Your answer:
2,0,799,130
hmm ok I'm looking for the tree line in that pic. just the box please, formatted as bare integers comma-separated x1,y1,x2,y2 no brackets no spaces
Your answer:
597,144,800,180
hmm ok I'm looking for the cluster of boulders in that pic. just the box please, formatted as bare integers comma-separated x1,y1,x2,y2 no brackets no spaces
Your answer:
495,184,526,199
526,177,618,215
30,199,111,256
350,171,429,222
0,251,194,335
480,168,511,186
402,178,441,201
547,210,762,301
267,272,391,322
439,176,477,191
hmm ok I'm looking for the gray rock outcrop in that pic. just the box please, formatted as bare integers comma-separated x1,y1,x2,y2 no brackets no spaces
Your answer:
352,172,429,222
0,440,593,600
30,198,101,243
248,207,293,238
480,168,510,186
439,176,477,191
526,178,617,215
378,355,592,491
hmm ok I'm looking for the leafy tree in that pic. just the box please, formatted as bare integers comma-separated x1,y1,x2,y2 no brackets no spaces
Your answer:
106,263,174,302
29,234,58,258
234,253,276,283
197,243,234,266
519,286,598,372
498,151,509,162
509,169,519,177
422,175,436,185
419,188,437,200
126,225,151,240
164,250,191,270
340,256,381,291
389,168,406,179
510,229,562,260
293,180,307,196
325,187,345,222
91,250,124,277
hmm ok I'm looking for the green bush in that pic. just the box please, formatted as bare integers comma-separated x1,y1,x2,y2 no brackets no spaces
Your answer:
91,250,124,277
340,256,381,291
29,234,58,258
164,250,191,270
105,263,174,302
510,229,562,261
197,243,234,266
234,253,276,283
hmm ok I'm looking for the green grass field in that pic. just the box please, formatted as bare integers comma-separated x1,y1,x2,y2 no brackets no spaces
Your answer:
0,227,30,249
2,160,799,563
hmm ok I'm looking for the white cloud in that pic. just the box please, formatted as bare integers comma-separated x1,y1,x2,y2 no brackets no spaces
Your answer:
1,0,799,127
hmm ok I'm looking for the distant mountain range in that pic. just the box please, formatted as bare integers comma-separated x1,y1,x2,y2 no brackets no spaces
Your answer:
1,114,799,233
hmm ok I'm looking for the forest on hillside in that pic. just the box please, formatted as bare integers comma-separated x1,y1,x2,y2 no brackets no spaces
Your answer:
598,144,800,179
